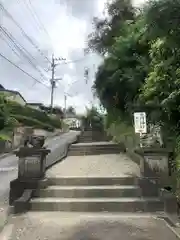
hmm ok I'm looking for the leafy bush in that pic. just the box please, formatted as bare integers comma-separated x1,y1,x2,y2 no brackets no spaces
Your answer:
11,115,54,132
0,132,11,141
7,102,51,124
81,106,105,130
48,117,61,129
6,101,61,130
5,116,19,130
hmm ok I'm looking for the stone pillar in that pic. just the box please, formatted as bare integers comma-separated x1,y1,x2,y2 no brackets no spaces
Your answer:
9,136,50,208
135,147,173,197
159,188,180,226
15,147,50,181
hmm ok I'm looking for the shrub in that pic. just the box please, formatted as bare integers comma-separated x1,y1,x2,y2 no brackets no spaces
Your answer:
6,101,61,129
48,117,61,129
11,115,54,132
7,102,50,123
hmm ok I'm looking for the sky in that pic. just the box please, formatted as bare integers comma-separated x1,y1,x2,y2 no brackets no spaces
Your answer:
0,0,147,114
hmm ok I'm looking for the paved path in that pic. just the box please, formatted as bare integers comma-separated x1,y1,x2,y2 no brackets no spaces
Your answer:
47,154,140,177
2,212,179,239
0,131,79,232
1,151,179,239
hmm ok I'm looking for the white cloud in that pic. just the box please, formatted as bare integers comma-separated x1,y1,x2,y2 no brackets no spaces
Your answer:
0,0,103,113
0,0,147,114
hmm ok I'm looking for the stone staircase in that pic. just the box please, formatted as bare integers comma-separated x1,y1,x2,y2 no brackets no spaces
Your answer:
27,135,163,213
68,142,125,156
79,130,111,143
29,175,163,212
79,131,92,143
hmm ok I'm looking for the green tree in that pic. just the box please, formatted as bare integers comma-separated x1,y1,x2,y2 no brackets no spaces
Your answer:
81,106,104,130
87,0,135,55
140,0,180,132
0,95,8,130
144,0,180,45
66,106,76,115
93,18,149,122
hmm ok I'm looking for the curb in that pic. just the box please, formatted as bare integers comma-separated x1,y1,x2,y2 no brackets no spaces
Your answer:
0,153,14,161
0,207,11,235
157,217,180,239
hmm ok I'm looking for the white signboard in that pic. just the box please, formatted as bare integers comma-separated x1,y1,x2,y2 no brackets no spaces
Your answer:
134,112,147,134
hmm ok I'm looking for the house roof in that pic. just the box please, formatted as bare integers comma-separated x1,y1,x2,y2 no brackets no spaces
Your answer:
0,89,26,103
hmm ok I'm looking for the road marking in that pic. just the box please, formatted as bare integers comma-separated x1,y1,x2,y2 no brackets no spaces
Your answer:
0,167,18,172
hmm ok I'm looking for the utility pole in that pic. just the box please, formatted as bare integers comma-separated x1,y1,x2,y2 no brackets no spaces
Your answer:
50,54,65,114
50,54,55,114
64,94,67,118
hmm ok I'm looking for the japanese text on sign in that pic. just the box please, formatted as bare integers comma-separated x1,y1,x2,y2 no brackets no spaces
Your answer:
134,112,147,134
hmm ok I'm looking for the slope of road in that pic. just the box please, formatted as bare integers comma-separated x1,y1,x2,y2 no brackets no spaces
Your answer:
0,131,80,232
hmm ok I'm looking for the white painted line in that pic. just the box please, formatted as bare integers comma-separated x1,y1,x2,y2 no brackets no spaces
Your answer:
0,167,18,172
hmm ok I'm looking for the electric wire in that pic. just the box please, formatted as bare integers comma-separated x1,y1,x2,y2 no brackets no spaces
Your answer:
28,0,53,50
0,1,51,64
17,0,42,33
1,25,49,73
0,52,50,88
0,26,49,79
0,33,21,59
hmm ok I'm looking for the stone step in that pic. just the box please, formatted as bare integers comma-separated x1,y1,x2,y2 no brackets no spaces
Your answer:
68,144,123,155
69,147,121,151
68,143,126,155
79,139,92,143
68,150,121,156
29,197,163,212
70,143,119,148
47,176,137,186
33,185,141,198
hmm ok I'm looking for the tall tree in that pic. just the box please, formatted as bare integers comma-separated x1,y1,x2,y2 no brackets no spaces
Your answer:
66,106,76,115
93,18,150,121
87,0,135,55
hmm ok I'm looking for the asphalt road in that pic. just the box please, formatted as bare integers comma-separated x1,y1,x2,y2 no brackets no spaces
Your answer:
0,131,80,230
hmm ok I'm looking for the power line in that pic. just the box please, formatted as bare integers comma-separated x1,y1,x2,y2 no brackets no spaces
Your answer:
17,0,42,34
58,57,88,66
0,26,49,79
16,0,40,32
0,52,50,88
0,33,21,59
0,1,51,64
1,25,49,73
28,0,53,50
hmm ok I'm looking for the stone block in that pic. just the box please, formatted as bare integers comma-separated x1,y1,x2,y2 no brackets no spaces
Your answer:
135,147,173,188
138,177,159,197
160,188,179,226
9,178,49,206
15,147,50,181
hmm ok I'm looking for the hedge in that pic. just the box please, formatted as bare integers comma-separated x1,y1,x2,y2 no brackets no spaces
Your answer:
48,117,61,129
6,101,61,129
11,114,54,132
